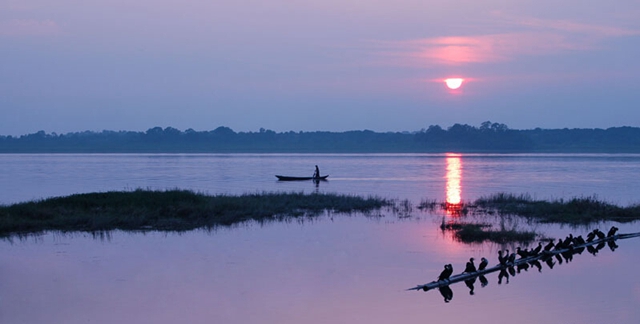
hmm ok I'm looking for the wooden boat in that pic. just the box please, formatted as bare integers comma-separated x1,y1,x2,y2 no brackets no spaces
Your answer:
276,175,329,181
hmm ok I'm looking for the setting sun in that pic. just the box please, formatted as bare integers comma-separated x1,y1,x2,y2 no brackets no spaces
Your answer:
445,78,464,90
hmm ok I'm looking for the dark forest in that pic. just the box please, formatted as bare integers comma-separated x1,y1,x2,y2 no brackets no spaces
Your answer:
2,122,640,153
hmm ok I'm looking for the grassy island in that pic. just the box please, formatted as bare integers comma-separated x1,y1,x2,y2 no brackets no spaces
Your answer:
473,193,640,224
0,190,394,237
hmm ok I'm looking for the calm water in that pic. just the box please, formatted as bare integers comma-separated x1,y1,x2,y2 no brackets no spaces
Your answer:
2,154,640,324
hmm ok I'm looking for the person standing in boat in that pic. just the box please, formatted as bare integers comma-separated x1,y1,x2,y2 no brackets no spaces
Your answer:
313,165,320,178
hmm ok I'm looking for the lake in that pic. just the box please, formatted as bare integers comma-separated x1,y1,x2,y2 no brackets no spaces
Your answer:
2,153,640,324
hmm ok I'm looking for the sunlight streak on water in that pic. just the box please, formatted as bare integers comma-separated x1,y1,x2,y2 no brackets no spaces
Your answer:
445,153,463,215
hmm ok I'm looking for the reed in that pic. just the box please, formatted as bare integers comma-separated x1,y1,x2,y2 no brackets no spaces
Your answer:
0,189,394,237
473,193,640,224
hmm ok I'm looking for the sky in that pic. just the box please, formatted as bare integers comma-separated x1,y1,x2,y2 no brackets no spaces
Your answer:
1,0,640,135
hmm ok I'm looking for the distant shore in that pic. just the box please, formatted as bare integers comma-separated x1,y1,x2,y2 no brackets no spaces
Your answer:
3,123,640,153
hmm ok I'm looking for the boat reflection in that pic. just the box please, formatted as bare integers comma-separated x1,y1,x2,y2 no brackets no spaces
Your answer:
445,153,463,216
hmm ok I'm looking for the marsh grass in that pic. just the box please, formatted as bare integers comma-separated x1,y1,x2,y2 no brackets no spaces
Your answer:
0,189,394,237
440,218,538,244
473,193,640,224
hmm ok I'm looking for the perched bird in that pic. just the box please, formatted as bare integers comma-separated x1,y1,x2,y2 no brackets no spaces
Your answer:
507,266,516,277
607,226,619,237
463,258,477,273
574,235,586,245
554,238,565,250
586,231,596,242
595,229,605,240
516,247,529,258
544,241,555,251
478,257,489,271
507,252,517,265
562,234,574,247
530,242,543,255
438,264,453,281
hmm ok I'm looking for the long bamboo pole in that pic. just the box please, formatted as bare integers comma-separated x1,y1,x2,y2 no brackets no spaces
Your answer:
407,232,640,292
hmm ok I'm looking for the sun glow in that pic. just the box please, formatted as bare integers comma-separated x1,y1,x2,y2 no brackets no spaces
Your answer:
445,78,464,90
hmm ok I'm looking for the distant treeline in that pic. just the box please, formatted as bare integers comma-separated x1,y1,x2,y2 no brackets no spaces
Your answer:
2,122,640,153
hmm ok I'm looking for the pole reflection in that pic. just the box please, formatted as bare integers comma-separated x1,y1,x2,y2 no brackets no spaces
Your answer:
445,153,463,215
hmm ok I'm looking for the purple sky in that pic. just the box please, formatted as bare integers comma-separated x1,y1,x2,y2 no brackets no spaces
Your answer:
1,0,639,135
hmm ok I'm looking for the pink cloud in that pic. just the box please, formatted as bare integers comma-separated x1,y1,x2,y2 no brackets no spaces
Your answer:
0,19,62,37
372,15,640,67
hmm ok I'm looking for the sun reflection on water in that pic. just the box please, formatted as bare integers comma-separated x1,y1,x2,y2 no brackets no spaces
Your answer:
445,153,463,215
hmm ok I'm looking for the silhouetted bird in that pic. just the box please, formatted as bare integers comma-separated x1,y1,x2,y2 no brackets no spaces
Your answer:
607,226,619,237
516,262,529,273
544,241,555,251
596,241,606,251
586,245,598,256
595,229,605,240
478,257,489,271
516,247,529,258
586,231,596,242
463,258,477,273
438,264,453,281
508,252,517,265
507,266,516,277
554,238,565,250
531,242,543,255
562,234,573,247
574,235,586,245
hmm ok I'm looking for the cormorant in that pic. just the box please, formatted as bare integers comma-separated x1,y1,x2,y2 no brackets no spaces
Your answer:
507,252,517,265
555,253,563,264
544,241,555,251
574,235,586,245
478,257,488,271
531,242,543,255
438,264,453,281
507,266,516,277
516,247,529,258
586,244,598,256
554,238,565,250
607,226,619,237
595,229,605,240
586,231,596,242
463,258,477,273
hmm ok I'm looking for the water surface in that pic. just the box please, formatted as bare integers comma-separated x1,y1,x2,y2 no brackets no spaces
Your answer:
2,154,640,324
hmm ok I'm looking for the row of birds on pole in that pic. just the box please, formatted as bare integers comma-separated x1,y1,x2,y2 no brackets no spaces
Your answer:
437,226,619,282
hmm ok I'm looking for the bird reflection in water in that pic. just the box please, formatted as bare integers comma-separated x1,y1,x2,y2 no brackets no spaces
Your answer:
478,275,488,287
439,286,453,303
465,278,476,295
498,268,509,285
